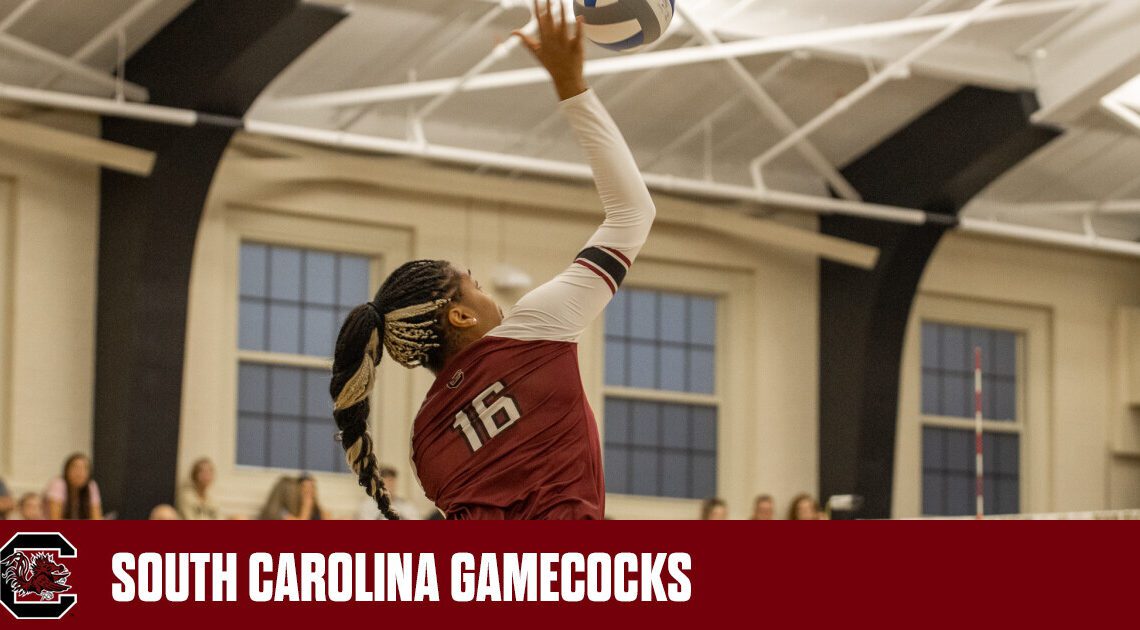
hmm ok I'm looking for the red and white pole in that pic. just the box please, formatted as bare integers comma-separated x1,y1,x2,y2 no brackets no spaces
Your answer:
974,347,984,520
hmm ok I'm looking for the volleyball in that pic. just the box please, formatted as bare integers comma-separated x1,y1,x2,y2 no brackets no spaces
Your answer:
573,0,675,53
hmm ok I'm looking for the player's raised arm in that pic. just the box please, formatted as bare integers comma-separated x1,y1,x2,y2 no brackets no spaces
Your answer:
494,0,656,343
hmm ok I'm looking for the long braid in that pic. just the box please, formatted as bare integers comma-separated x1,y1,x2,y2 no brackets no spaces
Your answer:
330,260,461,519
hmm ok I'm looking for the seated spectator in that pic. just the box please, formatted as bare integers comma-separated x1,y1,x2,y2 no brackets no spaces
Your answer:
45,453,102,520
176,458,220,520
149,504,181,520
0,477,12,519
751,494,776,520
700,497,728,520
356,466,421,520
258,474,323,520
787,493,822,520
18,493,43,520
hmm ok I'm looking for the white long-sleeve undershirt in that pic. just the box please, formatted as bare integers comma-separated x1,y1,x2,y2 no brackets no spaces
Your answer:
489,89,656,343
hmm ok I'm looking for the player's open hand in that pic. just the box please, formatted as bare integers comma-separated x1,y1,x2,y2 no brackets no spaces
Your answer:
513,0,587,101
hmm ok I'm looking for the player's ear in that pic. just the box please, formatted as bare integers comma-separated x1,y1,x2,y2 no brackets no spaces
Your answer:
447,303,479,329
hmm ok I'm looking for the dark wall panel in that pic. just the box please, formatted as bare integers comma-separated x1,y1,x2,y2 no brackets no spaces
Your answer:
94,0,344,519
819,87,1059,519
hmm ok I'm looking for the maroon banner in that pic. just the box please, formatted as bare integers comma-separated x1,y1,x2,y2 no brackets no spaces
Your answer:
0,521,1134,627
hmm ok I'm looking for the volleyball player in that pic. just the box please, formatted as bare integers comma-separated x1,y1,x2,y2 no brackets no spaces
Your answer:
329,0,655,519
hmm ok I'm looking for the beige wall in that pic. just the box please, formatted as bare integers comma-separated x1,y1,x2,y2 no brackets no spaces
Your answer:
179,143,822,520
1,113,1136,519
894,232,1140,517
0,111,100,497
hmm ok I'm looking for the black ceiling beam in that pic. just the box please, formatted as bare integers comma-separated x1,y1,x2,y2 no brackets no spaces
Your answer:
818,86,1059,519
93,0,345,519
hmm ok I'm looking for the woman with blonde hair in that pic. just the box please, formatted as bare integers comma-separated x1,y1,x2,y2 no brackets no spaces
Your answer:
258,474,324,520
176,457,220,519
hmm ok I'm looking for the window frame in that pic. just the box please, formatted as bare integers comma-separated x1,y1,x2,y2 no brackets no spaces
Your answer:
895,293,1051,517
234,242,374,473
602,288,722,500
201,205,414,511
589,257,751,517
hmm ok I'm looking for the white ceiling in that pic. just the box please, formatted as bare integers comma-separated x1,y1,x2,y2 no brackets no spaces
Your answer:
1,0,1139,243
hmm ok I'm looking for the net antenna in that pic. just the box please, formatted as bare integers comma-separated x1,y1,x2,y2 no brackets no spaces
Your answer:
974,347,985,520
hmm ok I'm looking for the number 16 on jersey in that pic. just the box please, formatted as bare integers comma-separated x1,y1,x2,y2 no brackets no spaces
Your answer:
452,381,522,452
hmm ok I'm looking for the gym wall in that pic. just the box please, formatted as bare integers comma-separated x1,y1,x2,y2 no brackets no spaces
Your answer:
0,110,100,496
179,138,821,520
1,116,1138,519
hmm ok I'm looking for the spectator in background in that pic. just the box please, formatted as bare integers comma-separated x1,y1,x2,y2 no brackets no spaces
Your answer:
18,493,43,520
289,474,323,520
258,476,294,520
357,467,421,520
751,494,776,520
700,497,728,520
149,504,181,520
258,474,324,520
45,453,102,520
0,477,12,519
177,458,220,520
787,493,822,520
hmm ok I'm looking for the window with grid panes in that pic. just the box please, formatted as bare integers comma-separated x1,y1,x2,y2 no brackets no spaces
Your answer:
235,242,371,472
603,288,718,499
920,322,1021,516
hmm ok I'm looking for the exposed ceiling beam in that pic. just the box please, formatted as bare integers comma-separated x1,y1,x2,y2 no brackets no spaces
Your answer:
961,216,1140,256
0,114,154,175
267,0,1099,111
976,199,1140,216
1102,96,1140,135
807,40,1037,92
1031,0,1140,124
2,81,1137,259
750,0,1006,174
36,0,160,90
676,2,860,200
0,32,148,100
0,82,191,124
244,116,927,224
0,0,39,32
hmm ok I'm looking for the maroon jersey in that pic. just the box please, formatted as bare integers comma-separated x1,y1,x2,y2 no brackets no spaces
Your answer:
406,90,654,520
411,336,604,520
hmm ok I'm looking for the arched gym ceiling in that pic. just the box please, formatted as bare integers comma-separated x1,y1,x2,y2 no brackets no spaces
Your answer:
1,0,1138,242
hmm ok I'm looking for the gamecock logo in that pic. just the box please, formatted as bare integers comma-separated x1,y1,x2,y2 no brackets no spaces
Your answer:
1,533,77,619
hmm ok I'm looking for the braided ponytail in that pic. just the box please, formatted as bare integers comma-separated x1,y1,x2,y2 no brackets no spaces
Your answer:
331,303,399,519
329,260,463,519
